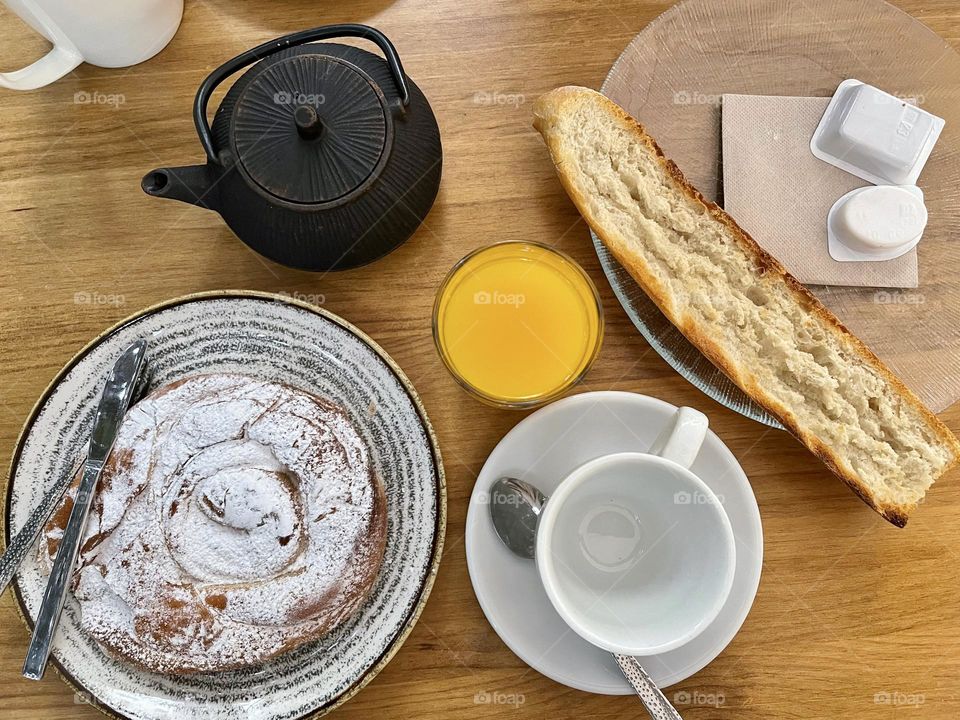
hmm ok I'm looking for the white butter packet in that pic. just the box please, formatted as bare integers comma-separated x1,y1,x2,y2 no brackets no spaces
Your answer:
827,185,926,262
811,79,944,186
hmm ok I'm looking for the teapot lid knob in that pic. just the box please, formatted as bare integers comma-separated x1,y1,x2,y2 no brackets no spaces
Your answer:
231,54,389,205
294,105,324,140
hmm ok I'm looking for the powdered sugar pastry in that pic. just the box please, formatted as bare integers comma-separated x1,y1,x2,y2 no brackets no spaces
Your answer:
42,374,388,674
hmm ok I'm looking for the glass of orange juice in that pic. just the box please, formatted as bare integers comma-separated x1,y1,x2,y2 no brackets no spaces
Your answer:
433,241,604,408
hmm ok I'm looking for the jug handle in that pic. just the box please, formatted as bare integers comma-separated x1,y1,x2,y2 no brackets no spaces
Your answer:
193,23,410,162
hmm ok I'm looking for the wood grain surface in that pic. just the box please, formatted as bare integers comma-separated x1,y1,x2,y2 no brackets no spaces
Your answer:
2,1,960,718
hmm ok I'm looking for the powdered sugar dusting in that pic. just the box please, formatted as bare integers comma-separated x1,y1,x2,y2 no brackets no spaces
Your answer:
12,294,442,720
44,374,387,674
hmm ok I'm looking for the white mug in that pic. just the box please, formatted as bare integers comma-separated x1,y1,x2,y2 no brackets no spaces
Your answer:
535,407,736,656
0,0,183,90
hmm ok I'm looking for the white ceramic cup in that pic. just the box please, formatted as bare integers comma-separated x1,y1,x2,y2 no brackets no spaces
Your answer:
535,407,736,656
0,0,183,90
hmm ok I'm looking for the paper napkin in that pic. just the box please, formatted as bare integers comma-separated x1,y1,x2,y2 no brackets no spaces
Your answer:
721,93,918,288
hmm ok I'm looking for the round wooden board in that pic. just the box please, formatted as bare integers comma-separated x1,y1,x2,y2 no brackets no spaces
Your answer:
600,0,960,414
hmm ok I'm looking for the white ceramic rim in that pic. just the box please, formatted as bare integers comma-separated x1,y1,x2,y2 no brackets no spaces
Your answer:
534,451,737,656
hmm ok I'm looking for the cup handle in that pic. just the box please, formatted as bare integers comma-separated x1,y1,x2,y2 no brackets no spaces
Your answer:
647,407,708,470
0,35,82,91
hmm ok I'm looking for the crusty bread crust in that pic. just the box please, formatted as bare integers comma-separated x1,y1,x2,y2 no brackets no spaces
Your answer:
533,86,960,526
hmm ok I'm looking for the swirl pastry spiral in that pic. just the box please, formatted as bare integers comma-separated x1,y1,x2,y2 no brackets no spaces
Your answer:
43,374,387,674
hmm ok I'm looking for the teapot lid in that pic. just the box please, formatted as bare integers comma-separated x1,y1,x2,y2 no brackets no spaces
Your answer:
231,54,390,205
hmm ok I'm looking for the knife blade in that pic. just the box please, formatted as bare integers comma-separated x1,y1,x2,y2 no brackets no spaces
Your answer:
22,338,148,680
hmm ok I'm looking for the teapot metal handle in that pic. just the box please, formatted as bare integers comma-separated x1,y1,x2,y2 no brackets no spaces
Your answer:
193,23,411,162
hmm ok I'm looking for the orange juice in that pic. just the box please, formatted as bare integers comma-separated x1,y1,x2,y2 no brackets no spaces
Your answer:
433,242,603,407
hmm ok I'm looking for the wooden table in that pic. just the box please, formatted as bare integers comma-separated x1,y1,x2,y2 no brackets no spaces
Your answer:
2,0,960,717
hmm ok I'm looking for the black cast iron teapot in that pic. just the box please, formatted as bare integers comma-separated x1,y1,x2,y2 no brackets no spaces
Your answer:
142,24,442,271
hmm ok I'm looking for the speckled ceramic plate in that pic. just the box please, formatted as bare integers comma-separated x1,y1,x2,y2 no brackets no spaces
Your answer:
3,291,445,720
592,238,783,429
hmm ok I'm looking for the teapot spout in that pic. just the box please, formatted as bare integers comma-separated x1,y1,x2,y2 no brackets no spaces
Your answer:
141,165,215,209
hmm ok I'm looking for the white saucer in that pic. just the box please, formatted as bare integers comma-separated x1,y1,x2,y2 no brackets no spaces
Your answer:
465,391,762,694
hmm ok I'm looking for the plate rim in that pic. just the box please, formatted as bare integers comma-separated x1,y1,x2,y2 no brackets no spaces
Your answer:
1,289,447,720
590,237,785,431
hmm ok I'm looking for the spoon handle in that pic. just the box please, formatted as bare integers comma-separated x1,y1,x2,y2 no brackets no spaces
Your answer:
614,654,684,720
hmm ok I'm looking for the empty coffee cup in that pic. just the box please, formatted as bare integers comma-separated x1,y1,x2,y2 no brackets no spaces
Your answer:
535,407,736,656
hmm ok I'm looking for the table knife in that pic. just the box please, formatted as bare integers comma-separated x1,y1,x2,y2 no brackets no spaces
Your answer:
22,339,148,680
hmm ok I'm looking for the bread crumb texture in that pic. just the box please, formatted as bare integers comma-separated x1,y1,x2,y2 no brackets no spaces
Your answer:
534,86,960,525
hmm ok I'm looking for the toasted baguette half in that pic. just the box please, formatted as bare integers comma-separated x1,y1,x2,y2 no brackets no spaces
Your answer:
533,86,960,526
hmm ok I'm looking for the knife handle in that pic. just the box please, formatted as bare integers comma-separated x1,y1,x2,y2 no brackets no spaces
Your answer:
0,469,75,597
22,461,102,680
